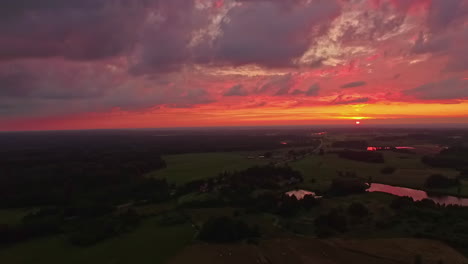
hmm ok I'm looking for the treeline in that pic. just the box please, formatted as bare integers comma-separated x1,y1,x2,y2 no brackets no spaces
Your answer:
328,176,369,196
422,147,468,170
310,195,468,255
0,147,169,208
336,150,385,163
390,197,468,253
332,140,368,150
425,174,460,189
178,165,304,197
0,206,141,247
198,193,321,243
0,131,320,155
0,144,172,247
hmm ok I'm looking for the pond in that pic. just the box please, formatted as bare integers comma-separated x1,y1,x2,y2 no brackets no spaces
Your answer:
368,183,468,207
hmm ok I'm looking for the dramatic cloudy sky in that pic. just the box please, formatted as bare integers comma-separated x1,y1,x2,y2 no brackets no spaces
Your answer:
0,0,467,130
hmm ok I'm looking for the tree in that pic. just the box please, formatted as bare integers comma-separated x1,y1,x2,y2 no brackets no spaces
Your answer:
390,196,414,210
301,195,320,210
314,209,348,235
329,177,369,196
348,202,369,218
425,174,459,189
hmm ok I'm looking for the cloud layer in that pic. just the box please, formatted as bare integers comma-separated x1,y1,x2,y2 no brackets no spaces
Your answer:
0,0,467,130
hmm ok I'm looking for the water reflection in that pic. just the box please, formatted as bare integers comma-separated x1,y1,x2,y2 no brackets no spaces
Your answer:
367,146,416,151
368,183,468,207
286,190,321,200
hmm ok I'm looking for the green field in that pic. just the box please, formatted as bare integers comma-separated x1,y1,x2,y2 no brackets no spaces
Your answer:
146,150,463,195
0,219,195,264
291,151,461,194
147,152,265,184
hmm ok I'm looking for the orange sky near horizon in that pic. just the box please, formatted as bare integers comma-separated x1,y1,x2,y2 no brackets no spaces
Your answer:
3,101,468,131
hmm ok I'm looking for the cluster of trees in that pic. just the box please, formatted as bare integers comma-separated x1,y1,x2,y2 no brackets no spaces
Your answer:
314,202,369,237
328,177,369,196
389,197,468,253
0,131,321,156
337,150,385,163
69,209,140,246
0,142,173,247
425,174,460,189
422,147,468,170
0,147,169,208
373,135,407,141
218,165,303,192
276,194,320,217
0,205,142,247
332,140,368,150
263,147,319,160
178,165,304,197
311,196,468,255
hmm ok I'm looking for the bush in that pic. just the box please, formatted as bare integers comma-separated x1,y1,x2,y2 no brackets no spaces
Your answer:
301,195,320,210
348,202,369,218
69,218,120,246
390,196,414,210
314,209,348,236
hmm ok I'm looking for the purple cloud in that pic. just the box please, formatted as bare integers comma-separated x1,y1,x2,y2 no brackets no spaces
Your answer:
404,78,468,100
340,81,367,89
224,85,248,96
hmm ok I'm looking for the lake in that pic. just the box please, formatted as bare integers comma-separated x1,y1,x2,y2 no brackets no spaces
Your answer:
368,183,468,207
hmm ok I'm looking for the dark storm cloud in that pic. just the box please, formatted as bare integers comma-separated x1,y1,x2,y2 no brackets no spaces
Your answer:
224,85,248,96
0,63,108,101
0,0,341,72
404,79,468,100
0,0,147,61
340,81,367,89
428,0,468,33
412,32,450,54
129,0,210,75
213,0,340,68
0,61,216,117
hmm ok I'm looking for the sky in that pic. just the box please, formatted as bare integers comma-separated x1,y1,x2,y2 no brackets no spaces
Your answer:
0,0,467,131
